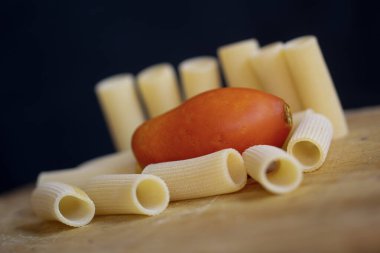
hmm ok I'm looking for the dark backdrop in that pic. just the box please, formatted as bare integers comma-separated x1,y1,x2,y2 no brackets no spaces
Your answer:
1,0,379,193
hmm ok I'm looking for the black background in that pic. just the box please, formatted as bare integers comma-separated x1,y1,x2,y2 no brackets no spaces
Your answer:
1,0,379,193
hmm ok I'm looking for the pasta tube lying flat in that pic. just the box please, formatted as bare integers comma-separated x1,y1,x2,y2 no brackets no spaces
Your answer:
284,36,348,139
178,56,221,99
286,111,333,172
37,150,139,187
137,63,182,118
243,145,303,194
84,174,169,216
31,182,95,227
142,149,247,201
250,42,303,112
95,73,145,151
217,39,262,89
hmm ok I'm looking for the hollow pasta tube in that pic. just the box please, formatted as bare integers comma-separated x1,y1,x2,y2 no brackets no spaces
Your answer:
243,145,303,194
31,182,95,227
142,149,247,201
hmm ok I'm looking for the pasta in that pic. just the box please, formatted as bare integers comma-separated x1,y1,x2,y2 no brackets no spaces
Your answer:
243,145,303,194
178,56,221,99
286,111,333,172
31,182,95,227
142,149,247,201
84,174,169,216
217,39,262,89
250,42,303,112
284,36,348,139
95,73,145,151
137,63,182,118
37,150,140,187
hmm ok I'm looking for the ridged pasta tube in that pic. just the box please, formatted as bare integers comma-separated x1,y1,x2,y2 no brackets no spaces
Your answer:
37,150,139,187
31,182,95,227
178,56,221,99
250,42,303,112
243,145,303,194
137,63,182,118
284,36,348,139
286,111,333,172
95,73,145,151
84,174,169,216
217,39,262,89
142,149,247,201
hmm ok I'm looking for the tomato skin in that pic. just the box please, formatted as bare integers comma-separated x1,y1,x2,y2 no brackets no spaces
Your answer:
132,88,292,167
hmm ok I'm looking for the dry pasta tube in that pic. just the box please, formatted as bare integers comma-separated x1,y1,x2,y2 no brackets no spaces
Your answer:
84,174,169,216
283,109,314,149
142,149,247,201
217,39,262,89
284,36,348,139
243,145,303,194
137,63,182,118
31,182,95,227
286,111,333,172
178,56,221,99
37,150,140,187
95,73,145,151
250,42,303,112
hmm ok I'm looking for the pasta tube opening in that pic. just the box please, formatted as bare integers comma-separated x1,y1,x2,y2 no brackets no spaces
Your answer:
58,195,95,225
135,177,170,214
227,152,247,186
291,141,321,167
243,145,303,194
265,159,300,187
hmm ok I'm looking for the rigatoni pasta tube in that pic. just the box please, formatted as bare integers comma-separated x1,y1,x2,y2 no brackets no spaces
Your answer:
31,182,95,227
217,39,262,89
179,56,221,99
84,174,169,216
243,145,303,194
95,74,145,151
250,42,303,112
142,149,247,201
286,111,333,172
284,36,348,138
37,150,140,187
137,63,182,118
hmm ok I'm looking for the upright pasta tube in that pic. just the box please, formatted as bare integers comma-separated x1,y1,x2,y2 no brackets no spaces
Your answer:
95,74,145,151
84,174,169,216
142,149,247,201
178,56,221,99
286,111,333,172
31,182,95,227
284,36,348,138
243,145,303,194
137,63,182,118
250,42,303,112
217,39,262,89
37,150,139,187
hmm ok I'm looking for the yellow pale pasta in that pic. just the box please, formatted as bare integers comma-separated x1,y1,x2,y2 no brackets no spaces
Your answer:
95,73,145,151
142,149,247,201
250,42,303,112
284,36,348,139
31,182,95,227
178,56,221,99
217,39,262,89
37,150,139,187
84,174,169,216
137,63,182,118
243,145,303,194
286,111,333,172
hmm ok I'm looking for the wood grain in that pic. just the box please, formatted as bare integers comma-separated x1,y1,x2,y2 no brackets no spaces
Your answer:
1,106,380,253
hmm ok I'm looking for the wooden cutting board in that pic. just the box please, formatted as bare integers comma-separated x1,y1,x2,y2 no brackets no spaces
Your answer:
1,106,380,253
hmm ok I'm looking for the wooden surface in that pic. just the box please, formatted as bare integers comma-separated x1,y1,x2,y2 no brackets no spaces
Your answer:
1,106,380,253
